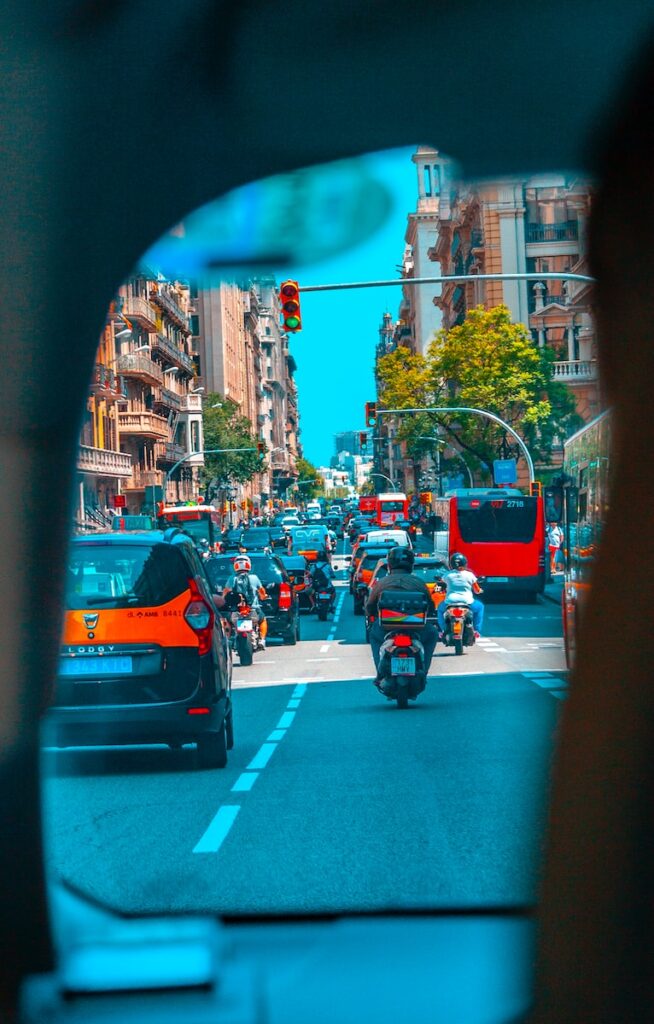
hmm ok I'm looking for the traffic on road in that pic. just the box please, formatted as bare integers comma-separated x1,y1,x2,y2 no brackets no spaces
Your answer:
42,491,567,916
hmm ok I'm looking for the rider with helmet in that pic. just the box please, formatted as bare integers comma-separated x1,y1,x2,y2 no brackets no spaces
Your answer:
221,555,269,649
436,552,484,637
365,545,439,686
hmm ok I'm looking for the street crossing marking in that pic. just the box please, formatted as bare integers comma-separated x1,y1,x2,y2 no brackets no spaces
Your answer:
193,805,240,854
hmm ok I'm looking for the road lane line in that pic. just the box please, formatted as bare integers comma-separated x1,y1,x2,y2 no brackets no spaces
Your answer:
193,805,240,854
231,772,259,792
320,644,330,653
277,710,296,729
247,742,278,770
287,699,301,708
267,729,286,741
292,683,307,697
306,657,339,662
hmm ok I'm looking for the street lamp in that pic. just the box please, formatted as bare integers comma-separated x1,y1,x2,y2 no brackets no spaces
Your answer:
191,386,204,394
370,471,400,490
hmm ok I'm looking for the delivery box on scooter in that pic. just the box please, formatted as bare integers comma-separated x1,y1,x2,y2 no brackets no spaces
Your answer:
377,591,431,630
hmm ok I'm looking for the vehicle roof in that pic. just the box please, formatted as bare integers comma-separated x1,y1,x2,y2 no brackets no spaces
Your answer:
72,530,185,546
279,556,308,568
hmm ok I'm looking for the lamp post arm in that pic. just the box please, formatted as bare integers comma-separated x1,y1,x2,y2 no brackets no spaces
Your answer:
164,447,256,494
379,406,534,484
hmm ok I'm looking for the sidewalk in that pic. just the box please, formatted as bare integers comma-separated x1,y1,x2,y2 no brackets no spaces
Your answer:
543,573,564,606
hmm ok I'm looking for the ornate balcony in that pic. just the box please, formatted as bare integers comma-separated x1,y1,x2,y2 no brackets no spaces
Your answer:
526,221,579,243
77,445,132,478
121,295,159,331
89,364,127,401
180,392,203,412
552,359,598,382
118,410,169,439
150,332,194,373
149,287,190,331
115,352,163,386
123,467,165,490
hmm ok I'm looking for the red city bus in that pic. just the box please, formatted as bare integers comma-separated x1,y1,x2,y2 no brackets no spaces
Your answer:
358,495,377,516
375,492,409,526
156,504,223,551
432,488,546,600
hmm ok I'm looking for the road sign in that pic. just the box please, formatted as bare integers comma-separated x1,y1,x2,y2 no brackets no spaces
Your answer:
493,459,517,485
112,494,126,508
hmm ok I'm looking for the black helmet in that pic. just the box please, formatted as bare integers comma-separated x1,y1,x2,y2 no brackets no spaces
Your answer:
449,552,468,570
387,546,415,573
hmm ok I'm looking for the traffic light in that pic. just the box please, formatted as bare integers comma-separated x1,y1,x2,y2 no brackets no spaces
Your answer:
257,441,266,461
358,431,368,448
279,280,302,333
365,401,377,427
530,481,542,497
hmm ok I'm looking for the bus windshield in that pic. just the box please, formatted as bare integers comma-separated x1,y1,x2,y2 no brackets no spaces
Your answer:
457,500,538,544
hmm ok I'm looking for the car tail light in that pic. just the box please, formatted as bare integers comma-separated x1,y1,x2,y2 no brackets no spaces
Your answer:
449,607,465,618
278,582,292,610
187,706,211,715
184,578,214,656
393,634,413,647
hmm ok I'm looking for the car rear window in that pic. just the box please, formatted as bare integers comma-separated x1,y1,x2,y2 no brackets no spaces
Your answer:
242,529,271,544
66,542,189,609
413,563,448,583
206,554,284,586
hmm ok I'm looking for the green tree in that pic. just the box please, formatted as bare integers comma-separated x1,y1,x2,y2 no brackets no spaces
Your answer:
377,305,581,481
293,456,323,500
201,394,263,502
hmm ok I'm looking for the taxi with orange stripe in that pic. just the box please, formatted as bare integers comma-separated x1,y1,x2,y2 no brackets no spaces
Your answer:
48,529,233,769
413,554,449,610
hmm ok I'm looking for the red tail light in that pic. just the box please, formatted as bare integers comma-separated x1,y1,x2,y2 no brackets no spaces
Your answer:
184,578,214,656
449,607,465,618
393,634,413,647
278,582,292,611
187,707,211,715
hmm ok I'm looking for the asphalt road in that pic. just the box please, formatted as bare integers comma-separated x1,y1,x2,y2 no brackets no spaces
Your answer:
42,537,566,917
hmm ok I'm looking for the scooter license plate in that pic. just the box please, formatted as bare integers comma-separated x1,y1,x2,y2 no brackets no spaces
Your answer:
391,656,416,675
318,592,330,598
237,619,253,632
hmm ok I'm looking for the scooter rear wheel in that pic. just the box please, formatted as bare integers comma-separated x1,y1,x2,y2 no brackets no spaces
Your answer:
454,639,463,656
396,684,409,709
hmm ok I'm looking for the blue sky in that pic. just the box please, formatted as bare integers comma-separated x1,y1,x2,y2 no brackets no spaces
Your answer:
284,147,418,467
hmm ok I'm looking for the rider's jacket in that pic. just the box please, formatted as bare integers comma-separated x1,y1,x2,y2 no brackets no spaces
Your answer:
365,571,431,618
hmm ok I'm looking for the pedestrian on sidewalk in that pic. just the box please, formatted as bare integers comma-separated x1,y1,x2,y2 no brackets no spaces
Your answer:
547,521,564,574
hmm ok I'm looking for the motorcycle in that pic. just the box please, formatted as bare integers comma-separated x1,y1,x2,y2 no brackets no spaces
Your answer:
314,588,333,621
221,592,260,666
440,602,475,656
373,591,431,709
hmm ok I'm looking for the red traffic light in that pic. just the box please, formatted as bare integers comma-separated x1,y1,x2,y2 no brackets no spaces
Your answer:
365,401,377,428
279,280,302,333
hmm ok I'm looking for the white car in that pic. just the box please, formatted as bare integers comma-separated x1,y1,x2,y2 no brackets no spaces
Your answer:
365,528,412,548
281,516,301,530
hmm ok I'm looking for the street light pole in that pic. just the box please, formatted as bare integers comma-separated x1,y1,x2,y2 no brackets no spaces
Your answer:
416,436,474,490
163,447,256,500
380,406,535,485
370,471,399,490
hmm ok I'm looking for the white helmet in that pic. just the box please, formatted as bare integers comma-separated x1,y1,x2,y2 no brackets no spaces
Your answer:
233,555,251,573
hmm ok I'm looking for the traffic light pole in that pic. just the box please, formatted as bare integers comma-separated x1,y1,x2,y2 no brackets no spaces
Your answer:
378,406,535,485
299,271,594,293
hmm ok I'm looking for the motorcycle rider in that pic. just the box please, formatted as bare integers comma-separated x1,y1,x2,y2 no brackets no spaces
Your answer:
221,554,269,650
365,546,438,688
310,552,336,611
436,552,484,638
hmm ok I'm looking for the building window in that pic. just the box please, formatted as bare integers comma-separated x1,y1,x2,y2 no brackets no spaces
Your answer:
423,165,432,197
432,165,441,195
191,420,201,452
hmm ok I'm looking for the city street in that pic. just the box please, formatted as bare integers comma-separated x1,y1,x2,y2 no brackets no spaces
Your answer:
42,540,566,918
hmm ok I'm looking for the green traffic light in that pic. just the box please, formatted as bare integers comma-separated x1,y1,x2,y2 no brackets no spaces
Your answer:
285,315,301,330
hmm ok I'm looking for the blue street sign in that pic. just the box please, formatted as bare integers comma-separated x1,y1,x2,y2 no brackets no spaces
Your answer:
493,458,517,485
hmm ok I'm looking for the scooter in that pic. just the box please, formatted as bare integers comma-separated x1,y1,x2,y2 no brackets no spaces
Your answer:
314,588,333,621
373,591,431,708
440,603,475,656
221,592,260,666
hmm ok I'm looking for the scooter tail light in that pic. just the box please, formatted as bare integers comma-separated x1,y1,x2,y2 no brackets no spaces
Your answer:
393,634,413,647
278,582,292,610
449,607,465,618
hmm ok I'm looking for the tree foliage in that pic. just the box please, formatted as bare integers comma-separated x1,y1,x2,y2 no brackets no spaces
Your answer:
376,305,581,480
201,394,263,501
294,456,322,500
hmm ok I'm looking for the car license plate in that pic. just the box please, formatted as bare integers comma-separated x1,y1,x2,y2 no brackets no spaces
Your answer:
486,576,509,583
237,619,253,632
391,656,415,675
59,655,133,677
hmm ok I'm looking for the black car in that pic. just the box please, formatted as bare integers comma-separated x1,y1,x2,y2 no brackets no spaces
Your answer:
221,527,244,551
240,527,273,552
280,554,313,611
205,552,300,645
268,526,288,552
348,517,372,544
48,530,234,769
